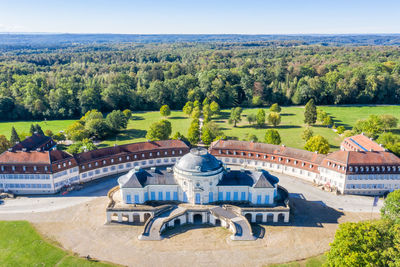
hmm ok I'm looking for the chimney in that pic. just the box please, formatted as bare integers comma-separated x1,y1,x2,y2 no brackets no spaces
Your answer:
22,148,27,152
150,167,156,173
166,167,172,173
134,166,141,172
240,168,245,172
36,148,41,152
8,148,12,152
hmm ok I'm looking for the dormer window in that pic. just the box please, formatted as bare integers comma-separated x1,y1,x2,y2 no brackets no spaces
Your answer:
286,159,289,163
141,154,145,158
234,151,237,155
332,163,336,167
1,166,4,171
349,166,353,171
127,156,130,160
82,165,85,170
119,157,122,161
179,150,182,154
111,159,114,163
103,160,106,164
371,167,374,171
33,166,37,171
95,162,98,166
256,154,259,158
248,153,252,157
294,160,297,165
263,155,267,159
44,166,48,171
219,150,222,154
327,162,330,166
279,157,282,161
172,151,175,155
355,167,358,172
271,156,275,160
302,162,305,167
58,164,61,169
88,164,92,168
377,166,380,172
241,152,244,156
63,163,66,167
157,152,160,156
23,166,26,171
68,161,71,166
360,167,364,172
393,166,396,171
134,155,137,159
165,151,167,155
149,153,152,157
366,166,369,171
310,164,313,168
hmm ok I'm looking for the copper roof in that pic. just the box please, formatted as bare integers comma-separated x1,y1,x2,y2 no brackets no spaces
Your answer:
342,134,385,152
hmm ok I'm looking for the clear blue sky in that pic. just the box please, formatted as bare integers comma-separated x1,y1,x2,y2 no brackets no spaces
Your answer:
1,0,399,34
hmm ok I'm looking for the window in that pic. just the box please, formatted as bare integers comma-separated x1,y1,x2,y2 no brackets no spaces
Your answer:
165,191,171,201
183,192,188,202
257,195,262,204
226,192,231,201
241,192,246,201
103,160,106,165
23,166,26,171
218,192,223,201
126,195,131,204
158,191,163,200
144,192,149,201
209,192,213,202
233,192,238,201
33,166,37,171
150,192,156,200
264,195,270,204
173,192,178,201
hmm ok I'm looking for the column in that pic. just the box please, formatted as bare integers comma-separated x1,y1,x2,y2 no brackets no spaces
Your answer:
202,212,208,223
251,213,256,223
117,213,122,222
139,213,145,222
209,215,216,225
262,213,267,223
181,215,186,224
284,213,289,223
273,213,278,223
128,214,133,223
188,213,193,224
106,212,112,223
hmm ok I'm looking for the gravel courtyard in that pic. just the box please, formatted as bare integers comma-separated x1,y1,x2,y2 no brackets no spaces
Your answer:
0,171,382,266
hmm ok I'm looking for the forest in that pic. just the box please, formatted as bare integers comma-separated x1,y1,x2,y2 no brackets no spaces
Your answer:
1,37,400,121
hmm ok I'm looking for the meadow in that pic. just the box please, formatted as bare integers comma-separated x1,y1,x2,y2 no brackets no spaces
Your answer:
0,221,114,266
1,105,399,151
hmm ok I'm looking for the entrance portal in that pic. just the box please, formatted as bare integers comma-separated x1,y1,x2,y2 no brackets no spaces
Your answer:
193,214,203,224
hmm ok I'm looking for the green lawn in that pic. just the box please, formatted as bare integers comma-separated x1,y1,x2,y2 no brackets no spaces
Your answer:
0,120,75,139
268,254,326,267
0,221,115,267
1,105,399,152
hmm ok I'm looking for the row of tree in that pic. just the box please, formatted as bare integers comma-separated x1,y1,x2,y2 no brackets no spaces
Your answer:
2,44,400,120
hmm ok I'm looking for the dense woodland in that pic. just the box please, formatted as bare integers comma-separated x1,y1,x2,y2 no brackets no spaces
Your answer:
1,37,400,121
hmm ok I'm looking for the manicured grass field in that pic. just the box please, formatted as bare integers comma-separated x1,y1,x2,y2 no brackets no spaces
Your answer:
1,105,399,151
268,254,326,267
0,120,75,139
0,221,115,267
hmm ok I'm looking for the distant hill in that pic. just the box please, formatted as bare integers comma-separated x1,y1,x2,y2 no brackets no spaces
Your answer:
1,33,400,48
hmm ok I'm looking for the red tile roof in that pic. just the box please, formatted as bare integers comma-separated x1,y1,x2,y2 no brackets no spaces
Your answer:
11,133,55,152
341,134,385,152
74,140,189,164
0,151,51,164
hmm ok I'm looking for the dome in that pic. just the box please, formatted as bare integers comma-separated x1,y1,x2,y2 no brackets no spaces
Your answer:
174,147,222,173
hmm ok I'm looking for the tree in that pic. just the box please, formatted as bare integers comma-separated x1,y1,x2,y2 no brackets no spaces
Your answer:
336,126,345,134
304,135,330,154
44,129,53,137
0,135,12,153
203,104,212,122
247,114,256,125
252,96,262,107
80,110,103,123
183,101,193,117
301,127,314,141
228,107,242,127
256,109,266,127
10,127,20,145
267,112,281,127
264,129,281,145
53,132,66,142
146,119,172,141
270,103,281,113
160,105,171,118
123,109,132,120
66,121,90,142
67,138,97,154
29,124,35,135
381,189,400,224
317,108,328,123
326,221,397,267
304,99,317,125
247,134,258,142
323,115,334,127
35,124,44,135
172,131,188,143
201,127,213,145
353,115,383,138
85,119,111,139
105,110,128,132
210,101,220,116
380,114,398,131
187,119,200,144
